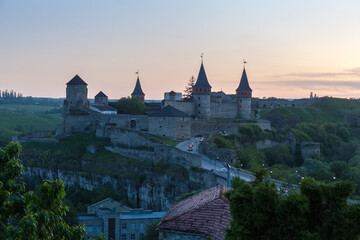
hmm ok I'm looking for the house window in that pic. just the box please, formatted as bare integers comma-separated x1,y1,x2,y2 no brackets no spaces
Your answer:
122,223,127,229
130,234,135,239
131,223,136,230
121,234,127,240
140,223,144,229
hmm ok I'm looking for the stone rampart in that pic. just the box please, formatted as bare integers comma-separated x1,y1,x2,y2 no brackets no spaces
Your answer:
198,142,237,165
98,127,202,169
191,119,271,136
57,113,148,137
210,102,238,118
162,100,195,116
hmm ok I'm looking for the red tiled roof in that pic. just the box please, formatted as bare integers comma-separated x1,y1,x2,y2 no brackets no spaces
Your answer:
157,185,231,240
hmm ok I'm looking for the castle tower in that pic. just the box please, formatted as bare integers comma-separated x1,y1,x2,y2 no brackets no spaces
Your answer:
66,75,89,108
193,61,212,119
94,91,108,105
236,68,252,119
131,76,145,102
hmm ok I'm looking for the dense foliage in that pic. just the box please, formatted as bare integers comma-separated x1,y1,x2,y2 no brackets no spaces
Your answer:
112,97,146,114
0,142,105,239
209,122,360,195
225,174,360,240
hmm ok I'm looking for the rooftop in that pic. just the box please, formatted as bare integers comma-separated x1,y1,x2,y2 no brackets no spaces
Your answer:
120,211,166,220
236,68,252,92
131,77,145,96
67,74,87,86
193,62,212,88
90,104,117,112
95,91,107,98
157,185,231,240
149,105,189,118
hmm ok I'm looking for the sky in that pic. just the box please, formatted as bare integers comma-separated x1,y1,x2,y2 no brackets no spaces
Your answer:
1,0,360,99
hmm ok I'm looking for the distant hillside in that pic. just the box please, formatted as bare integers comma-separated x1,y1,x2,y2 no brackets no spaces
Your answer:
259,97,360,127
0,104,63,146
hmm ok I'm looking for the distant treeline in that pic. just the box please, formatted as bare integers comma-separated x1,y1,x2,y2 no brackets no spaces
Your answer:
0,89,23,98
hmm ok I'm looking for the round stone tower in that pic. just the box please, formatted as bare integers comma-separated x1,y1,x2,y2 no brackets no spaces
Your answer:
236,68,252,119
193,62,212,119
65,74,89,108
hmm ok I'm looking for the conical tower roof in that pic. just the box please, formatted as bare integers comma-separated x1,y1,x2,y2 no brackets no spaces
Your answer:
193,63,212,88
236,68,252,92
66,75,87,85
131,77,145,96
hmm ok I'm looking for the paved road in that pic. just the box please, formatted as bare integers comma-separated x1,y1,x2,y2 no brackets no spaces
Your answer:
176,139,298,192
176,138,255,183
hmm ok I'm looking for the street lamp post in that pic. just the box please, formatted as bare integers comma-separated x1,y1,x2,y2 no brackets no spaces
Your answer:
215,156,219,170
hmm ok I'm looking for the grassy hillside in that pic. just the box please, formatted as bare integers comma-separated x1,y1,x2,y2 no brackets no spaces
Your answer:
0,104,63,145
260,97,360,127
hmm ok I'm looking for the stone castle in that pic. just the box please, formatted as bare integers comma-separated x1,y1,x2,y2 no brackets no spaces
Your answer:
56,61,270,140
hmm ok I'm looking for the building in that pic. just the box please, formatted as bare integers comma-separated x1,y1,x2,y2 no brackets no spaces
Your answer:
95,91,109,105
162,61,253,119
148,105,191,140
57,59,262,140
79,198,166,240
131,76,145,102
157,185,231,240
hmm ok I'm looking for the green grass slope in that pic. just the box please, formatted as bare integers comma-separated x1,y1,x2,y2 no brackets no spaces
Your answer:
260,97,360,127
0,104,63,144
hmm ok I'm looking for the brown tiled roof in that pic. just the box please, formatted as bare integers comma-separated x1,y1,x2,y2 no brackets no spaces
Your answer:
157,185,231,240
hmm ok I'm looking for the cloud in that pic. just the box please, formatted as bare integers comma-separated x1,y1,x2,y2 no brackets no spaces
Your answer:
255,79,360,90
274,67,360,78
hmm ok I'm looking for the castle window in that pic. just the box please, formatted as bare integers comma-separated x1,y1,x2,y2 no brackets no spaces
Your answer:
159,126,162,128
198,104,200,107
198,97,200,100
181,125,183,128
198,111,201,114
163,134,165,137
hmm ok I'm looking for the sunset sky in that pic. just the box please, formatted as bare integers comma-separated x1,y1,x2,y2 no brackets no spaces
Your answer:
1,0,360,99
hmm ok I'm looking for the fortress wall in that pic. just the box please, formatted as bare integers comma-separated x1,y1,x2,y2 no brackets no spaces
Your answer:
191,120,271,136
210,102,238,119
100,127,201,168
257,99,316,109
62,114,100,136
148,116,191,140
199,142,237,165
58,113,149,137
162,100,195,116
98,114,148,130
98,127,161,147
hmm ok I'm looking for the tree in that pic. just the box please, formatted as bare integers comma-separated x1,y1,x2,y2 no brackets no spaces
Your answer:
183,75,195,101
0,142,104,240
225,175,360,240
113,97,146,115
141,222,159,240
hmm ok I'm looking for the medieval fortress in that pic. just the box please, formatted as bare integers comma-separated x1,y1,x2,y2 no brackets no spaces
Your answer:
56,61,271,140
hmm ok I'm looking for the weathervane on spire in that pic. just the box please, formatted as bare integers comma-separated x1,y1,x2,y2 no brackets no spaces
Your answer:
201,53,203,63
135,70,139,78
243,59,247,69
